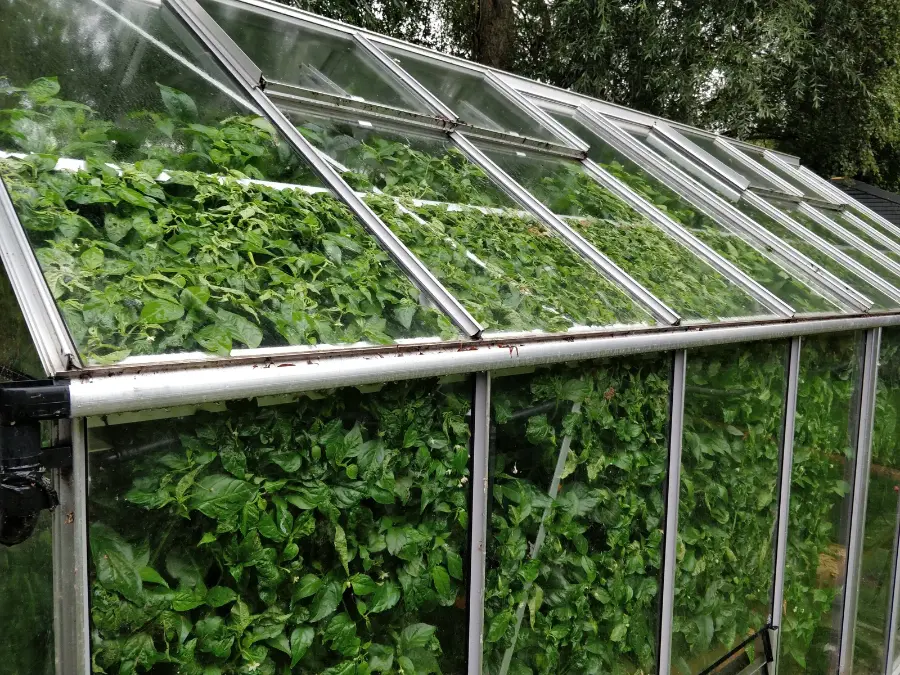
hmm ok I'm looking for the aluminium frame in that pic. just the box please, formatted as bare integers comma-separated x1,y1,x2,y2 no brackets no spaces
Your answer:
770,337,802,674
840,328,883,674
571,107,872,312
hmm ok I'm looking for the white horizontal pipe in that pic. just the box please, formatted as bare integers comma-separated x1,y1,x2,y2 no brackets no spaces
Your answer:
68,313,900,417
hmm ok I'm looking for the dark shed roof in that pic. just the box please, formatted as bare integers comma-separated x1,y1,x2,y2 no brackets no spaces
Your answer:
832,178,900,227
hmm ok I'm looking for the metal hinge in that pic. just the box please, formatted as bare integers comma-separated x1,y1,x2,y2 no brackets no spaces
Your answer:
0,379,71,546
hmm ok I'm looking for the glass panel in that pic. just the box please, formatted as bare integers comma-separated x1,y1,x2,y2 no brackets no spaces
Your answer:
380,46,560,143
0,257,54,675
87,378,471,673
764,201,900,298
292,114,654,331
781,331,864,675
672,341,787,674
736,149,835,203
196,0,429,114
735,197,898,310
484,353,671,673
678,130,788,193
611,126,838,314
826,210,900,264
0,0,457,367
854,327,900,674
850,207,900,244
479,144,779,321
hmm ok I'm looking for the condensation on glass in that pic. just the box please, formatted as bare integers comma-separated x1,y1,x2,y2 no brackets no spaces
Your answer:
376,44,560,143
672,341,788,674
195,0,429,114
0,0,459,368
483,354,671,673
287,112,654,331
86,377,472,673
0,256,54,675
781,331,864,675
852,327,900,675
569,124,839,315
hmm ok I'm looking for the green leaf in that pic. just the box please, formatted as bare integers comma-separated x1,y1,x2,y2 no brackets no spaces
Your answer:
157,83,198,122
486,611,511,643
290,625,315,667
187,475,256,520
399,623,436,650
334,523,351,575
351,573,378,596
141,299,185,324
323,613,360,657
205,586,237,608
368,581,400,613
310,579,344,621
90,523,142,603
431,566,451,598
610,621,627,642
216,309,263,349
26,76,60,101
195,324,232,356
80,246,104,269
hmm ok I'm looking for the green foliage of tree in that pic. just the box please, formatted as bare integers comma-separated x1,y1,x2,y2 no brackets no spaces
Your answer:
89,378,470,675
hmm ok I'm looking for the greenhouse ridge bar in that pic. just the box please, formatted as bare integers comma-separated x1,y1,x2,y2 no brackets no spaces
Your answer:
4,0,900,673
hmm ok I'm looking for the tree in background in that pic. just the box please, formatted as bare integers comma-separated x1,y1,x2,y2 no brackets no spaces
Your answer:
284,0,900,192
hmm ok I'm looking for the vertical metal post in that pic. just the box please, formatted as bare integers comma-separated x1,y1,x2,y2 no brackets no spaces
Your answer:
468,372,491,675
52,418,90,675
658,349,688,675
840,328,883,675
770,337,802,674
882,490,900,675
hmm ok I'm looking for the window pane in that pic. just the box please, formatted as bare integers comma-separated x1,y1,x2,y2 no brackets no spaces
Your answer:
87,378,471,673
673,341,788,673
616,128,837,314
763,201,900,302
292,114,654,331
196,0,429,114
736,149,834,203
826,210,900,265
853,327,900,674
734,198,898,310
850,207,900,244
0,0,457,366
0,258,54,675
678,131,786,193
486,141,833,318
782,332,864,675
380,46,560,143
484,353,671,673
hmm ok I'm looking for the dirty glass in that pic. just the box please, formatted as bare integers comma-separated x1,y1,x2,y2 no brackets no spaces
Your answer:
672,341,787,674
484,354,671,673
292,113,654,331
781,332,864,675
0,256,54,675
0,0,457,367
87,377,472,673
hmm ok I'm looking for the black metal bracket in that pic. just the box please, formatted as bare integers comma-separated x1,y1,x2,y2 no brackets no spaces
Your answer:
0,379,71,546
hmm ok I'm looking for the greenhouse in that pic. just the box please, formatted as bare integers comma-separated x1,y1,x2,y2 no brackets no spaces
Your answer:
5,1,900,675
